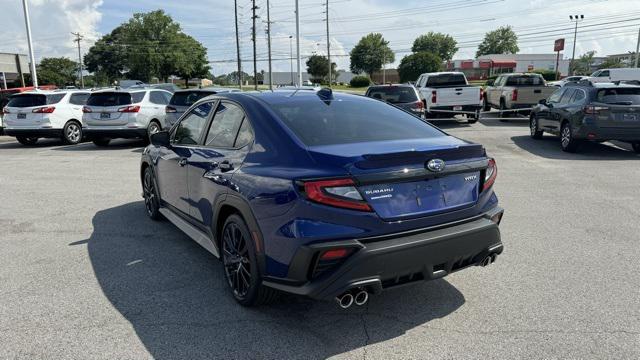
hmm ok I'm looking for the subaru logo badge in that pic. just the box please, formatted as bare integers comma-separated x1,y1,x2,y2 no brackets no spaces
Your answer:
426,159,446,172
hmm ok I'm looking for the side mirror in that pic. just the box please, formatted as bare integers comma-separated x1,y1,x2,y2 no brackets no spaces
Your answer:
150,131,170,148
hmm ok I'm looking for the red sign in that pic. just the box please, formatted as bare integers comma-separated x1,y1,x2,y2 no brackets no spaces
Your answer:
554,38,565,52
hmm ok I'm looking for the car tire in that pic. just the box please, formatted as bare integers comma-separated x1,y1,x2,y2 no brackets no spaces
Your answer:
221,214,279,307
530,115,543,139
92,138,110,147
483,98,491,112
142,166,162,220
62,121,83,145
560,122,580,152
631,142,640,154
499,100,509,122
16,136,38,146
467,117,478,124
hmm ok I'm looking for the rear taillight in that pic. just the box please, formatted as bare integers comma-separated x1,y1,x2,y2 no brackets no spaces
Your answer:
165,105,177,113
511,89,518,102
584,105,608,115
480,89,484,101
32,106,55,113
431,90,437,104
302,178,372,212
414,100,424,110
483,158,497,191
82,106,92,113
118,105,140,113
320,248,353,261
2,107,9,114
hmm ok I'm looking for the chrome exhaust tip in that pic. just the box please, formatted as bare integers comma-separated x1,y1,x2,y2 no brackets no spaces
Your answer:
337,293,354,309
354,290,369,306
481,256,491,267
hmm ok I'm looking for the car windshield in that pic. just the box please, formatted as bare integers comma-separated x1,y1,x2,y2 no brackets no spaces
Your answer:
170,91,215,107
426,74,466,87
87,92,132,106
367,86,418,103
270,97,444,146
7,94,62,107
505,75,544,86
596,88,640,105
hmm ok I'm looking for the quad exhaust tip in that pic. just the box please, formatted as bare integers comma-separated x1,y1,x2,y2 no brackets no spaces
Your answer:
336,289,369,308
337,293,354,309
354,290,368,306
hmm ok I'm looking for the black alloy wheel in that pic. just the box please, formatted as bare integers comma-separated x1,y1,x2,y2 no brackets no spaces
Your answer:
530,115,543,139
143,167,162,220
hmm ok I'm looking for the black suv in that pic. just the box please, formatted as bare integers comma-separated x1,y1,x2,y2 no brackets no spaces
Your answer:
530,81,640,153
365,84,424,118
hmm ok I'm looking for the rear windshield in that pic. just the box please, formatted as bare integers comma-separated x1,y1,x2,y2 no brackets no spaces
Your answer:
7,94,64,107
270,98,443,146
367,86,418,103
426,74,466,87
170,91,215,106
87,92,132,106
505,75,545,86
596,88,640,105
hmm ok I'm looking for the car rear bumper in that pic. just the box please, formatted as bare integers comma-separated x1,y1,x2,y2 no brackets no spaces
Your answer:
263,207,504,300
4,127,63,138
83,126,147,139
575,125,640,141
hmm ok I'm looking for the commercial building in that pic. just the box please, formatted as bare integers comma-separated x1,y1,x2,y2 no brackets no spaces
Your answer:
446,53,571,80
0,53,30,88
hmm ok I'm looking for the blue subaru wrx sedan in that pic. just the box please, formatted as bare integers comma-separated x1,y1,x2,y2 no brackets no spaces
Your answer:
140,89,504,308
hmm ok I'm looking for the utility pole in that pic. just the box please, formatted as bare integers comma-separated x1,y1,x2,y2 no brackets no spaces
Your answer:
71,32,84,88
234,0,242,90
569,14,584,76
383,52,386,84
635,26,640,68
295,0,302,86
325,0,331,87
289,36,294,85
21,0,38,87
252,0,259,90
266,0,273,90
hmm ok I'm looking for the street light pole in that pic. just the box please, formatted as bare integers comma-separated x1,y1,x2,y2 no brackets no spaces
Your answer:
325,0,331,87
295,0,302,86
71,32,84,88
634,26,640,68
569,14,584,76
21,0,38,87
289,36,294,85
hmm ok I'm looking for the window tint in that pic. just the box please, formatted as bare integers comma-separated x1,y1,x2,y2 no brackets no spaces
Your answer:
173,102,214,145
559,89,575,104
162,91,172,103
270,97,444,146
367,86,418,103
46,94,65,104
131,92,145,103
149,91,169,105
7,94,46,107
598,70,610,77
69,93,90,105
87,92,132,106
425,74,466,87
234,118,254,148
548,88,564,103
596,88,640,105
170,91,215,106
205,102,245,147
505,75,544,86
570,89,586,103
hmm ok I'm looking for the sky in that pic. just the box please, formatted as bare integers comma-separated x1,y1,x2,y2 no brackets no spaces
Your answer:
0,0,639,76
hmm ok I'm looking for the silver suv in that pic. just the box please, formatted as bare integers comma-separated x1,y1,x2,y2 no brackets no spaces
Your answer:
82,88,172,146
165,88,239,127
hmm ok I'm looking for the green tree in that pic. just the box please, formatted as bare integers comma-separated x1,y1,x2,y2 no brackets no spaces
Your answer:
476,26,519,57
398,52,442,83
598,58,626,69
349,33,394,77
36,57,78,86
571,50,596,75
412,32,458,61
84,28,127,86
306,55,336,82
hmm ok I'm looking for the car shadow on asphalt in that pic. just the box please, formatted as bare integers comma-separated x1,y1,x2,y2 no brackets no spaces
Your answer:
0,138,64,149
52,139,145,152
84,201,466,359
511,135,639,160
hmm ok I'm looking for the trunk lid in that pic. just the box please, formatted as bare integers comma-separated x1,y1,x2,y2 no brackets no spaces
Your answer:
84,92,132,126
513,86,555,104
432,87,481,107
3,94,47,127
307,137,487,220
591,88,640,128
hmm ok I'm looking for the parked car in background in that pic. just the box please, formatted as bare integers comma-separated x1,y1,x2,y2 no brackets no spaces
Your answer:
1,86,57,135
530,82,640,152
140,89,504,307
484,73,555,119
589,68,640,84
82,88,172,146
548,76,589,87
365,84,424,117
415,72,482,123
118,80,145,88
2,90,89,145
150,83,181,93
165,87,240,127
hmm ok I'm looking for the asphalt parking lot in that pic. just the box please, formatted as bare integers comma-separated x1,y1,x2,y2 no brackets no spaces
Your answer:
1,118,639,359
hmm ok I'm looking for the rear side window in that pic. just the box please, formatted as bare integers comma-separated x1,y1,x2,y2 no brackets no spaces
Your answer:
559,89,575,105
7,94,46,107
87,92,132,106
205,102,245,148
426,74,466,87
46,94,65,104
173,102,215,145
69,93,90,105
270,97,444,146
149,91,169,105
570,89,586,103
131,92,145,103
367,86,418,104
596,88,640,105
505,75,544,86
170,91,215,106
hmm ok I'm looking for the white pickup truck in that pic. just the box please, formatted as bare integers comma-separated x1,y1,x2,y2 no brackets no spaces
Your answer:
415,72,483,123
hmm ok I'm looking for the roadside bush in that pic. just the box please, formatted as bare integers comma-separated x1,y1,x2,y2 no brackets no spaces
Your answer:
529,68,557,81
350,76,371,87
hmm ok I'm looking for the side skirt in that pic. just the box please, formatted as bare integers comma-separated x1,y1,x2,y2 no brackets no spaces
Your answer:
159,207,220,258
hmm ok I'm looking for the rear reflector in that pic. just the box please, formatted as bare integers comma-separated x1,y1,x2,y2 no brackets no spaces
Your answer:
82,106,92,113
480,89,484,101
303,178,372,212
320,248,352,260
482,158,497,191
118,105,141,113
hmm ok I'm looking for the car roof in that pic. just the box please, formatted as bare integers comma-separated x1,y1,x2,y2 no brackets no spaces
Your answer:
204,89,366,107
420,72,464,76
174,87,238,94
368,83,415,88
11,89,87,96
565,81,640,89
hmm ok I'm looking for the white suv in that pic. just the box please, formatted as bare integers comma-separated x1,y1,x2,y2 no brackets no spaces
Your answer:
82,88,172,146
2,90,90,145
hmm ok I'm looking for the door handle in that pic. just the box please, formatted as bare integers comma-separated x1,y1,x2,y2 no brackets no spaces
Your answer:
219,160,234,172
178,158,187,167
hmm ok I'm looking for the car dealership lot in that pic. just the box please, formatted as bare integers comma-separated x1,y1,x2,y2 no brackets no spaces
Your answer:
0,119,638,359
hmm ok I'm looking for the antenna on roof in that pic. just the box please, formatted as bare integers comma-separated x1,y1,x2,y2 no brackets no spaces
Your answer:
317,87,333,100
